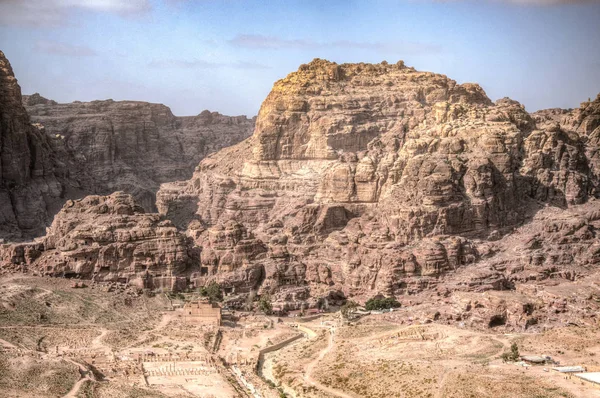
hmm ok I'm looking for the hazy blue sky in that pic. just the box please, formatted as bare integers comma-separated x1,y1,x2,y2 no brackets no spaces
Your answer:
1,0,599,116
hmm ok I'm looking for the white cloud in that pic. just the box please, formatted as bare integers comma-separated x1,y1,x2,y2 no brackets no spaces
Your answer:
148,58,271,70
0,0,151,27
228,34,443,55
228,35,314,50
34,40,97,56
62,0,151,13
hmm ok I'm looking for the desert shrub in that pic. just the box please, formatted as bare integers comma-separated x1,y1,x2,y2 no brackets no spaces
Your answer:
365,297,401,311
501,342,520,362
340,300,358,319
199,282,223,303
259,294,273,315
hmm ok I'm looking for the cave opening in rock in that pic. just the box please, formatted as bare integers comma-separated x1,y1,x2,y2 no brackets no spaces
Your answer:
488,315,506,328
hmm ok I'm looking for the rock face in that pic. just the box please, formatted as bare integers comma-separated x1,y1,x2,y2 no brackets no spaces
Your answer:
0,50,253,241
1,192,197,290
3,56,600,330
23,95,254,212
0,50,67,240
156,59,600,320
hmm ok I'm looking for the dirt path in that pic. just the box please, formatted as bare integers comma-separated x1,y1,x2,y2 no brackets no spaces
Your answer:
124,311,172,349
91,328,108,349
33,287,53,300
434,368,450,398
0,337,18,349
58,357,94,398
303,328,357,398
63,375,90,398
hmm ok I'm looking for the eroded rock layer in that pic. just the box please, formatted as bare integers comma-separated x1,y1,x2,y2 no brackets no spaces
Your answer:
156,59,600,319
3,57,600,331
23,96,254,211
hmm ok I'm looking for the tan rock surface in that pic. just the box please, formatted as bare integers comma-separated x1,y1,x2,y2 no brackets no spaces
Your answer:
23,96,254,212
0,50,253,241
156,59,600,322
1,192,196,288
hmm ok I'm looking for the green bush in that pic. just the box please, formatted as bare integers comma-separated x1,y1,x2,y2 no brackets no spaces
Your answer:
199,282,223,303
365,297,401,311
501,342,520,362
259,294,273,315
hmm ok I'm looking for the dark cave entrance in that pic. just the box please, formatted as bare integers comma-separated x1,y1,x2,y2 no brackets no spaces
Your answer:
488,315,506,328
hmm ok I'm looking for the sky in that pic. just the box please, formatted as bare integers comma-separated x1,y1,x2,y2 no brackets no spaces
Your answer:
0,0,599,117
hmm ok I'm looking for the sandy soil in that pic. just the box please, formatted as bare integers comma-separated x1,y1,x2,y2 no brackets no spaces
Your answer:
3,275,600,398
260,315,600,398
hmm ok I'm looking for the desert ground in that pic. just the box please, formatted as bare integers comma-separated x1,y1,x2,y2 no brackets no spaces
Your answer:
1,275,599,398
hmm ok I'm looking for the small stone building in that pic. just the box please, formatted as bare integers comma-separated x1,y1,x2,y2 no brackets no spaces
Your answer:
182,301,221,326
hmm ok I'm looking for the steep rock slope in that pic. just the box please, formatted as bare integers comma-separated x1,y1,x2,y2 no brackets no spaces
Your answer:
157,59,600,313
0,49,253,241
1,192,196,289
23,95,254,211
0,50,69,240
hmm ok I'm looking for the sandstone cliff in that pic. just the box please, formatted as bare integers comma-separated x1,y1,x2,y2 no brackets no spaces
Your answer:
156,59,600,328
0,50,68,240
0,50,253,241
23,96,254,211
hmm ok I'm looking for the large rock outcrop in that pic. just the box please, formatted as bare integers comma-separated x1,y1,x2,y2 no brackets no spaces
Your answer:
1,192,196,290
23,96,254,211
157,59,600,313
0,50,67,240
0,50,253,241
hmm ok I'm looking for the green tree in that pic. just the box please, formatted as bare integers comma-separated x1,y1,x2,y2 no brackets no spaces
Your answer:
365,297,401,311
510,342,520,360
501,342,520,362
200,281,223,303
259,294,273,315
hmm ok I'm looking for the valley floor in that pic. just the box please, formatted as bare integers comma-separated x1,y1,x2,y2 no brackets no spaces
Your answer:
1,275,600,398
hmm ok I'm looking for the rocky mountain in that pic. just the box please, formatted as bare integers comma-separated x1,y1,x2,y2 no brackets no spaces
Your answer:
155,59,600,327
0,51,69,240
23,95,254,211
0,50,253,241
3,57,600,330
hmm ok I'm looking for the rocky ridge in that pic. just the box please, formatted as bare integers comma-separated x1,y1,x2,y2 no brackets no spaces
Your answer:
0,50,253,241
23,96,254,211
3,57,600,331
